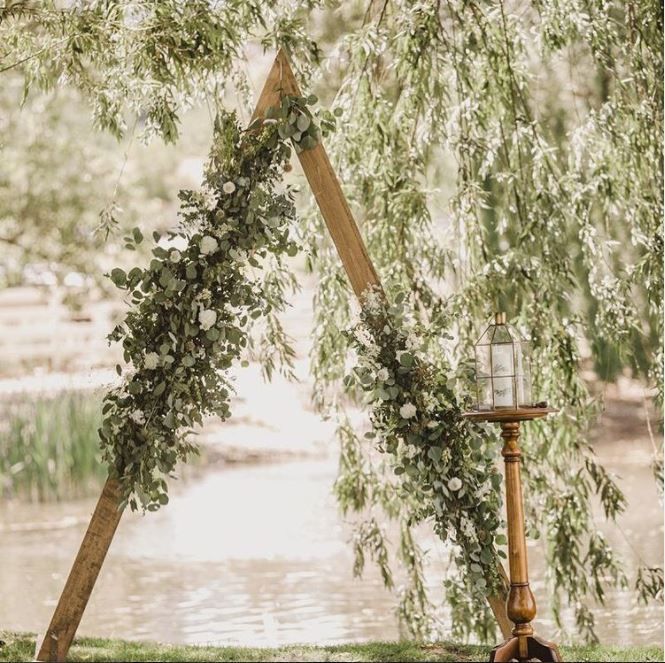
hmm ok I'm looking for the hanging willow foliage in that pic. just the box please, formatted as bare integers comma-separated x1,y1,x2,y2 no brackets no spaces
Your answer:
303,0,663,641
1,0,662,643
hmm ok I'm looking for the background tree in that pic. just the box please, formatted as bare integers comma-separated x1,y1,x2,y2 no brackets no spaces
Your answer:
309,0,662,640
0,74,129,294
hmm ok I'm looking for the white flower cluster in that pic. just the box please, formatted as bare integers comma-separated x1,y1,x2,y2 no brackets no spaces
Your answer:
200,235,218,255
399,402,417,419
201,185,218,211
229,247,247,263
460,514,478,543
354,326,379,359
405,332,420,351
448,476,462,492
477,481,492,499
130,409,145,425
362,286,384,315
144,352,159,370
198,309,217,331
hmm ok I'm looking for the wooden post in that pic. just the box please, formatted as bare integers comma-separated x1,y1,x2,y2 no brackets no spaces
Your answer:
36,49,511,661
496,420,537,660
460,410,562,663
35,477,124,662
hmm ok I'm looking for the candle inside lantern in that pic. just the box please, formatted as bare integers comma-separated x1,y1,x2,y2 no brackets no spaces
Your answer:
491,343,514,407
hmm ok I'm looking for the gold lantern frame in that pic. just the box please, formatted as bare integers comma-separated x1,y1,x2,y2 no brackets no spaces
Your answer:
474,312,532,411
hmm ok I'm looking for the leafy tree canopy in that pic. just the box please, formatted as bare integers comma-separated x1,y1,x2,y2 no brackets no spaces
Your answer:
1,0,662,643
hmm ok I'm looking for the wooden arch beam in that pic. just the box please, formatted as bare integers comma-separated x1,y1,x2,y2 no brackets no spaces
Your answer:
35,476,123,661
251,49,381,298
35,49,510,662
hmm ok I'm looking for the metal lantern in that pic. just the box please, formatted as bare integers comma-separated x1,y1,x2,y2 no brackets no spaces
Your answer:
474,312,532,411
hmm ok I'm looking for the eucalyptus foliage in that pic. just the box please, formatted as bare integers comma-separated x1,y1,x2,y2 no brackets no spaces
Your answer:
101,100,321,509
344,287,506,623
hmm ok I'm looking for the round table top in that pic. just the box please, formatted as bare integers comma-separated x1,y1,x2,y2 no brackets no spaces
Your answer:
462,406,558,423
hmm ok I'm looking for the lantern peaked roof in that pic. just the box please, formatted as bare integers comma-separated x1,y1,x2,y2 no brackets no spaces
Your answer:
475,312,525,346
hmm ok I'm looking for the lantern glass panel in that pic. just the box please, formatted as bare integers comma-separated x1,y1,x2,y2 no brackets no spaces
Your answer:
490,342,514,378
515,340,527,376
477,327,494,346
492,375,515,408
517,373,532,407
477,377,493,410
476,344,491,378
492,325,513,344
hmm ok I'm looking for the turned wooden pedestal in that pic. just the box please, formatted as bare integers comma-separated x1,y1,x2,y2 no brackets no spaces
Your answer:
464,408,562,663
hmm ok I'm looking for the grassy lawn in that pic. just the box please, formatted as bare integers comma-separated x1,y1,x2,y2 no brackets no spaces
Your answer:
0,633,662,662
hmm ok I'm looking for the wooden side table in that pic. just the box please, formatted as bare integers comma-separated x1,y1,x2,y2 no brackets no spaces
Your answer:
463,407,562,663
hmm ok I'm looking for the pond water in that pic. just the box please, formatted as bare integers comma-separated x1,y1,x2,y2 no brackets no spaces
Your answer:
1,438,662,649
0,285,662,649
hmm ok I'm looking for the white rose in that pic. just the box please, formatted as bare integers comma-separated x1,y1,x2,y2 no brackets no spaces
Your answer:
377,368,389,382
198,308,217,331
399,402,417,419
169,250,181,263
144,352,160,370
222,181,236,194
199,235,218,255
448,477,462,492
130,409,145,425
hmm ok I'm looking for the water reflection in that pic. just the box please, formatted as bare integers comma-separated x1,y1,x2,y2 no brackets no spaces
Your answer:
2,460,402,646
1,452,662,647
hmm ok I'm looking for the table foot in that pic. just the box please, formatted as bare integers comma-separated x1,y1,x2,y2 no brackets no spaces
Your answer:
489,634,562,662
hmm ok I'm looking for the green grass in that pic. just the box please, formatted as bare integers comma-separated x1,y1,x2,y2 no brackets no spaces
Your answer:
0,633,662,662
0,391,106,501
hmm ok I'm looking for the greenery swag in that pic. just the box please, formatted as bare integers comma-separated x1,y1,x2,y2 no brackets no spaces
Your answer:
101,96,327,510
343,287,505,607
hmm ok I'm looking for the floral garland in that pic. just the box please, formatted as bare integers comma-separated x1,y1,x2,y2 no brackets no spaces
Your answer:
345,287,506,599
101,95,328,511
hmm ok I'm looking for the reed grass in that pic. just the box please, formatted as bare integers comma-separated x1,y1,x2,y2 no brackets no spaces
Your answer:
0,391,106,501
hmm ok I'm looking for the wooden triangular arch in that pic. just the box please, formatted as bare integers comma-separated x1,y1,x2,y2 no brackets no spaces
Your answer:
35,50,511,662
